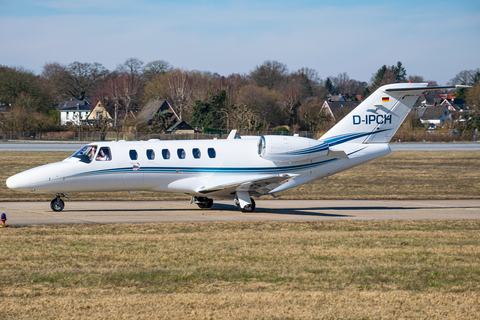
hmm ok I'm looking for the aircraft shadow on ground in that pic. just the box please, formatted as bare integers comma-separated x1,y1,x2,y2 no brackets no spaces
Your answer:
71,203,350,217
66,203,478,217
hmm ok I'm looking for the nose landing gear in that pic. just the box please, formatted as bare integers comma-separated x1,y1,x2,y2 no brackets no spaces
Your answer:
50,194,69,212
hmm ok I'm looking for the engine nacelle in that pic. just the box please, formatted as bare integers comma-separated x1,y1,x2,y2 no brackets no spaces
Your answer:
258,135,329,162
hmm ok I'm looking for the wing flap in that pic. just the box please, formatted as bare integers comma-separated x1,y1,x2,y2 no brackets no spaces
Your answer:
197,174,298,196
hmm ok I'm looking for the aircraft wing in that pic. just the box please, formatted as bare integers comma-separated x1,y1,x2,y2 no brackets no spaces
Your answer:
197,174,298,197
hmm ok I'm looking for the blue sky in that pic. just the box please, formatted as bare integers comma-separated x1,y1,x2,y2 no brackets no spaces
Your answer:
0,0,479,85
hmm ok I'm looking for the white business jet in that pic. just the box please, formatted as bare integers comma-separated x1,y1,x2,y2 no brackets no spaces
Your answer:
6,83,467,212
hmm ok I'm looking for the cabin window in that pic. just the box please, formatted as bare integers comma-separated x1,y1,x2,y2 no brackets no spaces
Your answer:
147,149,155,160
208,148,216,158
162,149,170,159
70,145,98,164
192,148,201,159
177,148,186,159
96,147,111,161
129,150,138,160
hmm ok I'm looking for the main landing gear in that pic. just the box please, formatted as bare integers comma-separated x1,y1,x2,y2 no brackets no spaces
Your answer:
192,196,214,209
50,194,69,212
234,191,256,212
191,194,257,212
234,198,256,212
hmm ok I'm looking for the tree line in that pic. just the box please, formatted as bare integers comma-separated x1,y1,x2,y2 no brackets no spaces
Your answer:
1,59,479,135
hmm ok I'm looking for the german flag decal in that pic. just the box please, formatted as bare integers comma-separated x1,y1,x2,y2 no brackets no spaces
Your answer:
382,97,389,102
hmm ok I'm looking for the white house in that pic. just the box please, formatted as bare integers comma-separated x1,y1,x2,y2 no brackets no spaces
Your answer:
419,105,452,128
56,100,93,125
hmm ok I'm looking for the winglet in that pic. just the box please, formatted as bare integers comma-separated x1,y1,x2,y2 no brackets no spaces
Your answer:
227,130,237,140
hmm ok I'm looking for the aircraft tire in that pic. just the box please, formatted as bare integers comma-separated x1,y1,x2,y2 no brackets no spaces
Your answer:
241,198,256,212
197,198,213,209
50,198,65,212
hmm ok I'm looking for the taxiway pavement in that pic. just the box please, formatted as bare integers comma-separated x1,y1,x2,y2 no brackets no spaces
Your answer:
0,199,478,226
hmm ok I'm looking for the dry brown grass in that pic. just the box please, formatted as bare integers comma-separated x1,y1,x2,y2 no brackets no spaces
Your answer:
0,220,479,319
1,150,480,201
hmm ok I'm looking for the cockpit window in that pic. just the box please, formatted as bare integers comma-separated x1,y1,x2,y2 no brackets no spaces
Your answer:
70,145,98,164
96,147,111,161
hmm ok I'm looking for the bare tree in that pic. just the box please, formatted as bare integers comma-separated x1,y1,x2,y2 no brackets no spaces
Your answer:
142,60,172,82
97,72,141,128
292,67,321,99
116,58,144,76
118,73,141,120
235,84,282,130
297,67,320,84
466,84,480,112
41,62,68,102
282,83,301,126
448,69,480,86
249,60,288,90
408,75,425,83
164,69,194,120
296,98,330,132
214,73,250,106
60,62,110,100
0,66,53,114
189,71,214,103
332,72,350,94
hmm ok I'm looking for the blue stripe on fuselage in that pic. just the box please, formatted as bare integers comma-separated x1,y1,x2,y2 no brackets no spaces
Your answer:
323,129,389,146
68,157,340,178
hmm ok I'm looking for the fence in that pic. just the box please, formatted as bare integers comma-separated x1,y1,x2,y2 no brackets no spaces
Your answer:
0,130,478,142
392,130,478,143
0,130,322,142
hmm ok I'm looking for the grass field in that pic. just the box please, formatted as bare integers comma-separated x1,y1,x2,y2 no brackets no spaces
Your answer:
1,150,480,201
1,151,479,318
0,220,479,319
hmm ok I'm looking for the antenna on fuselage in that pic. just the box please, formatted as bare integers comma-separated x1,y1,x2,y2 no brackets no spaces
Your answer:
227,130,237,140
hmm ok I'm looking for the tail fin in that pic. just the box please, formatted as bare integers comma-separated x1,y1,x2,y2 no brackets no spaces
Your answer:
320,83,469,145
320,83,433,145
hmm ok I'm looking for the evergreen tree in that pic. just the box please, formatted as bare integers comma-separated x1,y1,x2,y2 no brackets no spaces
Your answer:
190,90,227,130
392,61,407,82
152,110,174,132
324,77,334,95
455,83,467,99
361,87,370,100
371,65,387,89
473,71,480,85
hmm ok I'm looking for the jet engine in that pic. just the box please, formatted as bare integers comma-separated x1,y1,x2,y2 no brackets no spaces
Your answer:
258,135,330,162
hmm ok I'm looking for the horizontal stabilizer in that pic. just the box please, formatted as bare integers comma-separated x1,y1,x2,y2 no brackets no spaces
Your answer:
385,85,471,92
197,174,298,196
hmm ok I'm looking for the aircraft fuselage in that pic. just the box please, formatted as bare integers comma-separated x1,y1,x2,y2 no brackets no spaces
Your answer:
6,138,390,198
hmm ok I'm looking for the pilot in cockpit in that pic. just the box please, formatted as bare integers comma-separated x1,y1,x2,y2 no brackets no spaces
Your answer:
88,146,97,161
96,148,110,161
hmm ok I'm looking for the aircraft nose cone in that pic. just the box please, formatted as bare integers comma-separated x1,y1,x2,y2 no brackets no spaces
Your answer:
6,173,29,190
